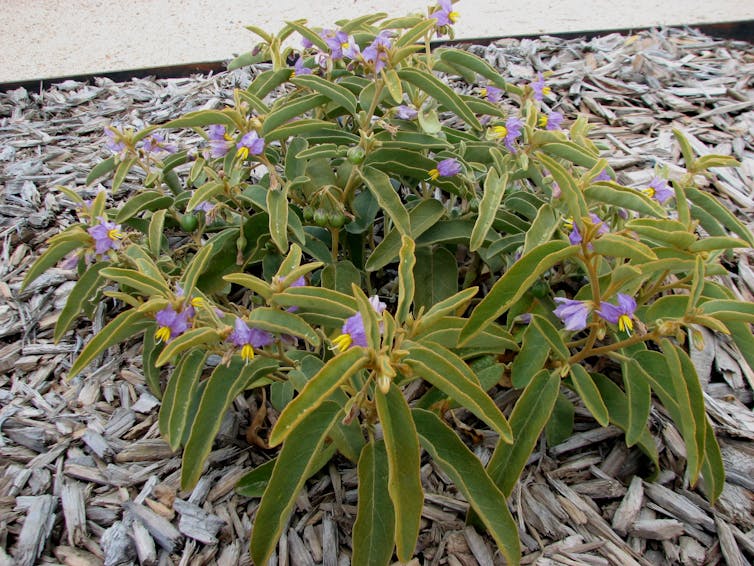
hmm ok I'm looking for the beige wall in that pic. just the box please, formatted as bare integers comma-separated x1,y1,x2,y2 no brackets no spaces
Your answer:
2,0,752,82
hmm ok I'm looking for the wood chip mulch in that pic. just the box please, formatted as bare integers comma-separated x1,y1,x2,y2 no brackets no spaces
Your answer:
1,25,753,566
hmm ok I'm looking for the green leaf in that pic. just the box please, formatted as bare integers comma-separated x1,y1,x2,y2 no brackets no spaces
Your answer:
22,232,89,290
155,328,222,367
396,236,416,324
686,187,754,247
250,401,342,565
187,180,224,212
620,360,652,447
269,347,367,446
417,286,478,330
99,267,171,298
182,357,278,489
591,234,657,262
321,261,361,295
591,370,659,474
510,323,550,388
405,342,513,442
267,188,289,253
223,273,273,301
115,191,174,223
163,109,239,130
54,263,107,342
86,156,117,185
291,74,358,115
531,315,570,361
228,48,271,71
148,209,166,257
265,119,353,143
486,369,560,497
236,458,276,498
569,365,609,427
398,68,482,131
626,218,697,249
413,247,458,313
546,393,575,446
438,48,508,89
179,243,214,300
248,307,320,347
539,141,600,170
523,203,559,254
672,128,697,170
352,441,396,566
69,310,152,378
359,166,411,237
159,350,207,450
687,236,750,253
413,409,520,566
375,383,423,562
111,156,137,193
261,93,329,136
461,241,577,344
584,182,665,217
272,285,356,318
470,168,508,252
700,299,754,323
394,17,436,47
247,68,294,99
700,419,725,503
366,198,445,271
536,153,588,220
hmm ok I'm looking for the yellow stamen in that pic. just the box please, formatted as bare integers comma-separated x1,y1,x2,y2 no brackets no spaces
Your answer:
155,326,172,343
538,115,548,128
563,217,574,230
448,11,460,23
237,146,249,160
643,187,656,198
428,168,440,181
190,297,204,308
543,85,552,96
618,314,633,334
241,344,255,362
480,87,488,97
491,125,508,138
332,333,353,352
107,228,123,241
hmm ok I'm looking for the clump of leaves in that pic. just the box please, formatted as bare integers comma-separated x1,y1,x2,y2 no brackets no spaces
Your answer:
24,1,753,563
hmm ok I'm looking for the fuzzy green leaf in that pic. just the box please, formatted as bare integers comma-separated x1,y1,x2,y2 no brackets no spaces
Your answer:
569,365,610,427
159,350,207,450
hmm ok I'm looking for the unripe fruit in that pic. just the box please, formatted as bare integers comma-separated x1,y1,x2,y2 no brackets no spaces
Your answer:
179,214,198,232
328,212,346,228
347,146,366,164
303,206,314,221
313,208,328,226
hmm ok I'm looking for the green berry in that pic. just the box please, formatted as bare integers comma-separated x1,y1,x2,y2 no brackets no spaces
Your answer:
179,214,198,232
328,212,346,228
303,205,314,221
313,208,328,226
347,146,366,164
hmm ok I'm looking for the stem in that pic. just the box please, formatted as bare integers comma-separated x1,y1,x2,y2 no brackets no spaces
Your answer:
569,331,657,364
330,227,340,262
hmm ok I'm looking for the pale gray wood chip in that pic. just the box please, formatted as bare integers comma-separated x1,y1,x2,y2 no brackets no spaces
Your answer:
463,526,494,566
715,516,747,566
124,501,182,553
217,540,242,566
11,495,57,566
322,514,338,566
101,521,136,566
679,535,706,566
131,517,158,566
53,544,103,566
287,527,315,566
612,475,644,536
114,439,174,463
303,524,323,563
81,429,114,461
173,498,225,545
629,519,685,540
643,482,714,531
60,479,87,546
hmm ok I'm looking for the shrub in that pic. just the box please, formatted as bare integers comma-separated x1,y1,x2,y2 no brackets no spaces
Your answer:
23,2,753,563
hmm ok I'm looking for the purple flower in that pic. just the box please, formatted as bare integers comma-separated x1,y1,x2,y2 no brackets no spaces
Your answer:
396,105,418,120
491,116,523,153
301,36,313,49
207,124,233,158
428,157,462,181
595,168,612,182
644,177,673,204
332,296,386,352
553,297,592,332
597,293,637,334
343,36,361,60
236,131,265,160
481,85,503,103
228,318,273,362
320,29,349,60
362,31,392,74
432,0,460,27
194,201,215,214
531,72,552,101
104,127,126,155
88,218,123,256
539,111,563,130
292,55,312,77
141,133,177,155
154,304,194,343
568,213,608,245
